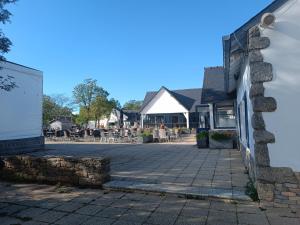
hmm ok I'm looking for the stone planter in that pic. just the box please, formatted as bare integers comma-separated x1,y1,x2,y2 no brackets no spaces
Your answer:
209,138,233,149
137,136,153,144
209,130,235,149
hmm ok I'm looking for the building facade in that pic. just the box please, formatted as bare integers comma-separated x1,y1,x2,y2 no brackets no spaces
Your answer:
223,0,300,207
0,61,44,154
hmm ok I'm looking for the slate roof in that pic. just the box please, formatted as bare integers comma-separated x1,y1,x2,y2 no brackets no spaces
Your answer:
140,87,202,113
201,66,233,104
122,109,140,121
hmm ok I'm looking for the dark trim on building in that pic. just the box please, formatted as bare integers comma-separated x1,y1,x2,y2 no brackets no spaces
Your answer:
0,136,45,156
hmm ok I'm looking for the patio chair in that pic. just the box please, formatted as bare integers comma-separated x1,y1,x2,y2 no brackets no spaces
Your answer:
159,129,168,142
93,130,101,142
169,129,177,142
100,131,107,143
153,129,159,142
108,131,115,143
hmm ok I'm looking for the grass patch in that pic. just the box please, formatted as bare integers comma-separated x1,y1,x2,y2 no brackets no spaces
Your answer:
245,181,259,201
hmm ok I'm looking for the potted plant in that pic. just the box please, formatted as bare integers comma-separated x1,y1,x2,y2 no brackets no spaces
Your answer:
209,131,233,149
196,131,209,148
137,130,153,144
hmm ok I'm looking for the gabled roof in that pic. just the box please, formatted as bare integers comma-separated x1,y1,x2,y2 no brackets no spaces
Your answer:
201,66,232,104
140,86,202,113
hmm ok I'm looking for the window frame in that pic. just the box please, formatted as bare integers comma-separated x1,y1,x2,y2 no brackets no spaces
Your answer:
213,102,236,129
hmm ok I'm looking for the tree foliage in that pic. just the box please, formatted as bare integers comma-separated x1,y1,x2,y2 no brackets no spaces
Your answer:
0,0,17,60
0,0,17,92
43,94,73,126
0,74,17,91
72,79,122,127
123,100,143,111
73,79,109,119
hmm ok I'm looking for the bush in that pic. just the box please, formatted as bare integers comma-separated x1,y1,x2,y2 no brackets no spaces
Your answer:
141,130,152,137
196,131,208,140
245,181,259,201
210,132,232,141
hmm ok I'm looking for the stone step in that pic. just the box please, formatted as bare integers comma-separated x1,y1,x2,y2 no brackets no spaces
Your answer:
103,180,251,202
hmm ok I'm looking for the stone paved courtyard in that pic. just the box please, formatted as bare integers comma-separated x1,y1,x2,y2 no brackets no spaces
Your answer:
1,144,299,224
32,143,250,197
0,181,299,225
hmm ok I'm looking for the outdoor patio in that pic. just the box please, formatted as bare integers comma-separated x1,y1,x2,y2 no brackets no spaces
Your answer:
31,143,249,199
0,181,299,225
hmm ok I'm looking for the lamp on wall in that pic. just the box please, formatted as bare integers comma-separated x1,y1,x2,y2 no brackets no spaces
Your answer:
260,13,276,27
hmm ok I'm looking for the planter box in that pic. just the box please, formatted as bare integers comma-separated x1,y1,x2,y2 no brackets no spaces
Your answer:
197,138,208,148
209,138,233,149
208,130,236,149
137,136,153,144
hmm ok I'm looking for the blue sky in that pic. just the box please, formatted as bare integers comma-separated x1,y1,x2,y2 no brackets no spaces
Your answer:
4,0,273,105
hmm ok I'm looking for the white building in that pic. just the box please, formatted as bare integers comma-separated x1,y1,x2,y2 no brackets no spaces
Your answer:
140,87,203,129
223,0,300,205
49,116,73,130
0,61,43,154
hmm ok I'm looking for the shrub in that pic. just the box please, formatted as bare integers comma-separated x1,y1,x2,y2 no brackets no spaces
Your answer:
245,181,259,201
210,132,232,141
141,130,152,137
196,131,208,140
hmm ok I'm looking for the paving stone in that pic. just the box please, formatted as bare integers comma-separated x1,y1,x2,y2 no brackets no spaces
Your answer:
180,206,209,218
35,200,62,209
96,206,128,219
119,209,151,223
35,210,67,223
91,197,115,206
75,204,105,215
210,200,237,212
23,220,50,225
267,214,300,225
81,216,115,225
146,211,178,225
55,213,91,225
54,202,84,212
238,212,269,225
207,210,237,225
0,216,24,225
15,207,48,220
175,215,206,225
0,204,28,216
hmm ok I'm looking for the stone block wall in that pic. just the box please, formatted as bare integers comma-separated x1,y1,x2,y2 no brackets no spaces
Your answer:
245,25,300,209
0,155,110,187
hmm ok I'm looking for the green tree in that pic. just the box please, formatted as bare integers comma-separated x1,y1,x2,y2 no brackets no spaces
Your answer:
123,100,143,111
0,0,17,92
73,79,109,121
75,107,89,126
0,0,17,60
91,96,111,128
43,95,73,126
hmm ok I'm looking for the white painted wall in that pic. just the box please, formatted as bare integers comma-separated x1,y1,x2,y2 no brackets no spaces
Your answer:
141,89,188,115
236,60,255,156
49,121,62,130
261,0,300,171
0,61,43,140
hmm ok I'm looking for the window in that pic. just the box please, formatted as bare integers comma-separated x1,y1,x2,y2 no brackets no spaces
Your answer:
196,105,210,129
214,102,236,129
238,94,250,148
